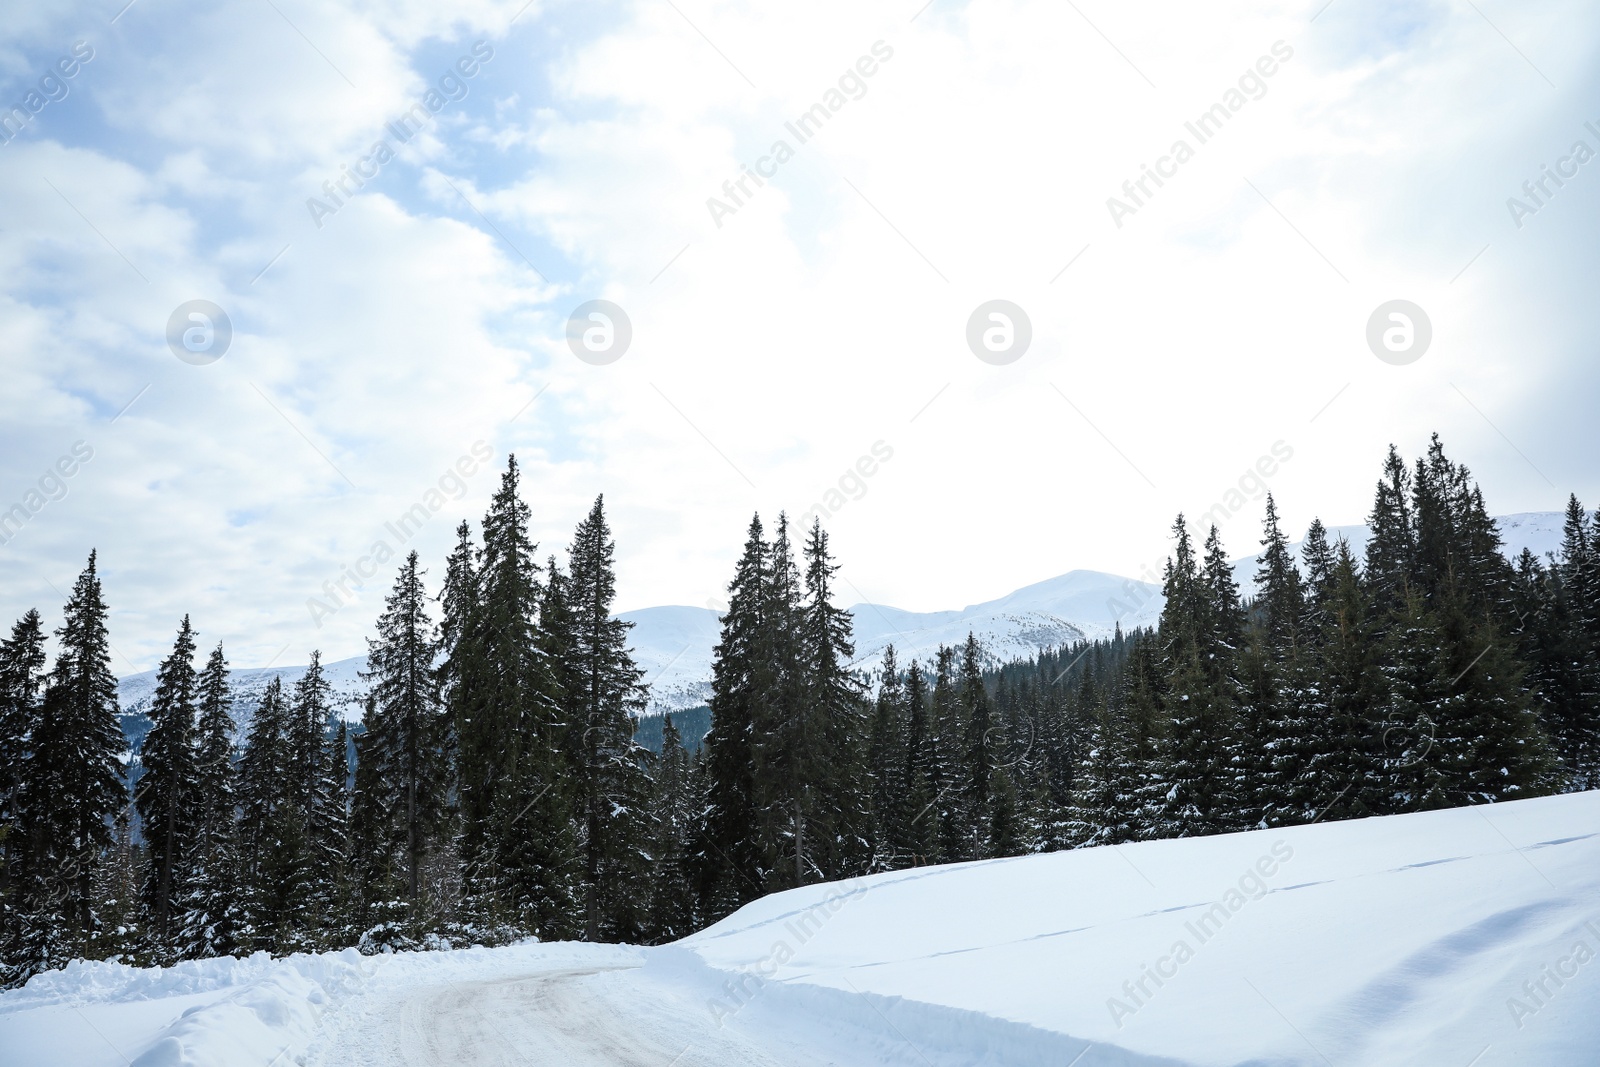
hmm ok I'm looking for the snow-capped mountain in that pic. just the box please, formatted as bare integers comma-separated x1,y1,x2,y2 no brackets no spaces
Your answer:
116,655,368,737
115,511,1578,722
625,569,1165,714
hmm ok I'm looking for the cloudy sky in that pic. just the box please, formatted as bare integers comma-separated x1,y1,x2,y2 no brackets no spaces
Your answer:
2,0,1597,673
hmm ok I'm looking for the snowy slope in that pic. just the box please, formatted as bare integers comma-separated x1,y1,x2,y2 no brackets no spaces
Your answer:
116,654,368,736
618,605,725,714
4,791,1594,1066
677,789,1600,1065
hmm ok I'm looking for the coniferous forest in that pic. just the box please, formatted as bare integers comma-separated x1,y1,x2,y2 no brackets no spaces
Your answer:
2,436,1598,985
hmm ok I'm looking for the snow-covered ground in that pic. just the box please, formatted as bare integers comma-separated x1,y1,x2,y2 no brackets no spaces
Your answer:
5,790,1596,1066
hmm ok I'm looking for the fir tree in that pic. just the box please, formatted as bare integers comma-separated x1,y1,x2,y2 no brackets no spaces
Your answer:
930,646,968,861
1381,591,1453,811
1308,541,1384,820
134,616,200,943
799,519,866,881
288,652,333,818
900,660,938,863
0,611,47,905
867,646,906,868
698,516,769,917
750,515,811,890
305,719,351,946
455,456,574,932
645,715,697,942
1365,445,1416,620
565,496,652,941
20,553,125,959
435,520,478,791
1249,497,1312,827
237,675,300,950
360,553,447,908
1155,519,1245,837
959,634,993,859
176,643,243,959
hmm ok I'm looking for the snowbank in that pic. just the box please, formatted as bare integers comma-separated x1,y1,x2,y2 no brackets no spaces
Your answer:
0,950,366,1067
679,790,1600,1065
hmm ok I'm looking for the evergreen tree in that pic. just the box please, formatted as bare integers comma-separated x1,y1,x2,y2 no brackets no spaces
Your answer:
750,515,810,890
435,520,477,798
305,719,351,946
1154,519,1244,837
698,516,769,916
288,652,332,818
176,643,243,959
359,553,447,911
1365,445,1416,620
0,611,47,904
349,693,394,928
959,634,993,859
645,715,697,942
16,553,125,968
455,456,575,934
930,646,968,861
237,675,301,951
799,519,866,880
1248,497,1312,827
868,646,906,868
900,660,938,863
134,616,200,944
1527,498,1600,789
565,496,652,941
1308,541,1384,820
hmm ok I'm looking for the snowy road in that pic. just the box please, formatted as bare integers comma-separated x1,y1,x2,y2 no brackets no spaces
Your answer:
316,959,813,1067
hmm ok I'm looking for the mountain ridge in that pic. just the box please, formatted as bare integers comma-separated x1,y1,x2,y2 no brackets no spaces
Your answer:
115,510,1575,723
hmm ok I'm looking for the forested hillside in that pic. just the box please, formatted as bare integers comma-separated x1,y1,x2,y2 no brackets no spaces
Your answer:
2,436,1596,984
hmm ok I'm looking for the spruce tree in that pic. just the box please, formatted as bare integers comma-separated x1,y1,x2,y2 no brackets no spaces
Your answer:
237,675,299,950
1365,445,1416,621
134,616,200,944
930,645,968,860
645,715,697,942
1532,499,1600,788
19,553,125,963
1381,591,1453,811
0,611,47,905
1249,497,1312,827
959,634,993,859
435,520,477,791
289,652,333,819
799,519,867,880
565,496,652,941
306,719,351,946
456,456,575,933
1309,541,1384,820
360,552,447,911
900,659,937,863
1154,520,1244,837
868,646,906,868
698,516,768,916
349,693,395,930
750,515,810,889
176,643,243,959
